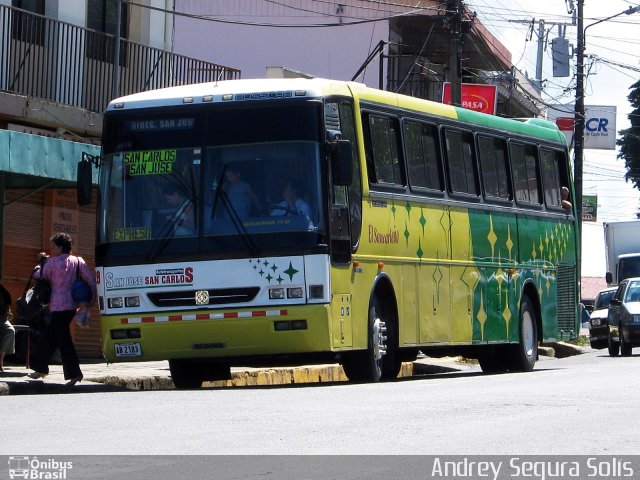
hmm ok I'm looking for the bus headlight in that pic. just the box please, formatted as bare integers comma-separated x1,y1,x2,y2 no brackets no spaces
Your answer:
125,296,141,307
108,297,124,308
269,288,285,300
287,287,303,299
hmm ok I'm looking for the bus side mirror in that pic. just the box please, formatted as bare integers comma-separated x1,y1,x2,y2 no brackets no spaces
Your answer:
77,153,95,206
606,272,613,285
331,140,352,187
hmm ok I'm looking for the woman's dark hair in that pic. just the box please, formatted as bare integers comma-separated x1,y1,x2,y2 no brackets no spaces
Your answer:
50,233,72,254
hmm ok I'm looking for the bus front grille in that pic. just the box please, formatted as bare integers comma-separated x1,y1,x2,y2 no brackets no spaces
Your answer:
147,287,260,308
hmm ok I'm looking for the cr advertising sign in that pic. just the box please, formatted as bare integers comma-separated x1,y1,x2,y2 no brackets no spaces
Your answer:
442,83,498,115
547,105,617,150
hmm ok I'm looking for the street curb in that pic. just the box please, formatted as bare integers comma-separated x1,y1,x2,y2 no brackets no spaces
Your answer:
0,343,585,395
546,341,590,358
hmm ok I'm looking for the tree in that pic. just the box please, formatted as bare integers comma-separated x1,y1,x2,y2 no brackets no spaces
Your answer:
618,79,640,190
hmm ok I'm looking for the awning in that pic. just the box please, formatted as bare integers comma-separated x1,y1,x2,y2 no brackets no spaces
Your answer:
0,130,100,190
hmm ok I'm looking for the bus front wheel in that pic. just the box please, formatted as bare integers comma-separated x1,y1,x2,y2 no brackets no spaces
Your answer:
341,299,400,382
169,359,231,389
169,359,204,389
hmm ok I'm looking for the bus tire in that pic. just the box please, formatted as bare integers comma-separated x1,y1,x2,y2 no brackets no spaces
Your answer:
608,331,620,357
478,347,509,374
169,359,204,389
341,298,400,382
510,294,538,372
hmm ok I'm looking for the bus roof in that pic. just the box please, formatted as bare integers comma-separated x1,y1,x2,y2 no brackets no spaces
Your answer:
107,77,566,145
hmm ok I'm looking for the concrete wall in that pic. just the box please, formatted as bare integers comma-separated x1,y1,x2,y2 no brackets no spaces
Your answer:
173,2,389,85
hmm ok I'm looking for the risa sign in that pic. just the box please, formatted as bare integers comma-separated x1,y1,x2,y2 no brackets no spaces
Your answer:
547,105,617,150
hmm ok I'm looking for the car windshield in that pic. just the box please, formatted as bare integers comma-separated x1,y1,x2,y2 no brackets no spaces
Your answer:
624,282,640,303
594,289,615,309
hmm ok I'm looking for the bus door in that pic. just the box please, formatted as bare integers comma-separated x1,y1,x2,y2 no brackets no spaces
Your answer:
418,203,452,344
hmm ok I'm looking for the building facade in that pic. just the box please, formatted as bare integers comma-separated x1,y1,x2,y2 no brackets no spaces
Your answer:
0,0,239,357
173,0,543,117
1,0,547,358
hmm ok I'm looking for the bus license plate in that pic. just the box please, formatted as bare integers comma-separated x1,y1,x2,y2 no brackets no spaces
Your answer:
114,342,142,357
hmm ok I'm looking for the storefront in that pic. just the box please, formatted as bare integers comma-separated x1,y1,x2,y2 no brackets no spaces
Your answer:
0,129,101,357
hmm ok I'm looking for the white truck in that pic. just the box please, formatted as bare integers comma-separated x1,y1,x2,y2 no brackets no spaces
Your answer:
604,220,640,285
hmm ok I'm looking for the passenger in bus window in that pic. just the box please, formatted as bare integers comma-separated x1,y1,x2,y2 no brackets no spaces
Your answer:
220,165,261,220
269,178,312,219
561,186,572,212
163,184,195,235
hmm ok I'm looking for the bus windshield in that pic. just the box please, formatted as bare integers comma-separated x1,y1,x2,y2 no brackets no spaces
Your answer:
99,102,326,257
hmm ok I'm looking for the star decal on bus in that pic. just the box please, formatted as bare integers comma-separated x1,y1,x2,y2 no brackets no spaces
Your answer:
284,262,299,281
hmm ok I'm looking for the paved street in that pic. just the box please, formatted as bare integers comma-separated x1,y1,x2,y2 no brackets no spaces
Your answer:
3,346,638,456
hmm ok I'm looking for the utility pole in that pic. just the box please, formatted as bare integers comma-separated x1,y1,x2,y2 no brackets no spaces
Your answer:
574,0,584,233
535,20,545,92
573,3,640,232
446,0,464,106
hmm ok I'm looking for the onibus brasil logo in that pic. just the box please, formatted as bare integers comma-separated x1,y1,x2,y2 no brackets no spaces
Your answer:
8,456,73,479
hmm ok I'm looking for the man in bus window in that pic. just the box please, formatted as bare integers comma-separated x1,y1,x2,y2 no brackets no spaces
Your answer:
219,164,261,220
561,186,572,212
162,184,195,235
269,178,312,219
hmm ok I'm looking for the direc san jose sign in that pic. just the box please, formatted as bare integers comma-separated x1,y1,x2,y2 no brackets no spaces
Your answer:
548,105,617,150
442,83,498,115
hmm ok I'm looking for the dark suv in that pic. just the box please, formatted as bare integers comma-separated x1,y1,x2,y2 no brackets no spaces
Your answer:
607,278,640,356
589,287,617,349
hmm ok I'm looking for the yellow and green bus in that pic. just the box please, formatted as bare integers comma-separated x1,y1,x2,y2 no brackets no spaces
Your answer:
94,78,578,387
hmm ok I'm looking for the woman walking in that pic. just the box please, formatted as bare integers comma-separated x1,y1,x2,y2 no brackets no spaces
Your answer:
28,233,97,386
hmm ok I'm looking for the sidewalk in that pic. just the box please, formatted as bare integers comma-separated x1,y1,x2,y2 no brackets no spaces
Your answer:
0,342,588,395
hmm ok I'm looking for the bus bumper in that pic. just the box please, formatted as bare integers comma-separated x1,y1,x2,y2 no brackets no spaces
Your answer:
101,304,333,363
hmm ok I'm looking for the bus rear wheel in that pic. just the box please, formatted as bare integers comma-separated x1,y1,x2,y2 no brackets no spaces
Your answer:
509,294,538,372
341,299,400,382
478,346,510,374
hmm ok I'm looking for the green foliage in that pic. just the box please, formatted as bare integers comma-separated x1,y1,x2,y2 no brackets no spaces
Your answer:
617,79,640,191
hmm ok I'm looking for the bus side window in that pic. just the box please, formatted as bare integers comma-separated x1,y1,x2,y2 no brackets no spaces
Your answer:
444,128,478,196
403,121,443,192
541,148,567,209
478,136,510,200
510,142,541,205
367,114,404,186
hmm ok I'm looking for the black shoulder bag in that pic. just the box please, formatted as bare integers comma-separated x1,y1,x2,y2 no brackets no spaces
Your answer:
16,258,51,324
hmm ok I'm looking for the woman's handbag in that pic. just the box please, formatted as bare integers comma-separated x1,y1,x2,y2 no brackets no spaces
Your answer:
16,259,51,323
71,257,92,304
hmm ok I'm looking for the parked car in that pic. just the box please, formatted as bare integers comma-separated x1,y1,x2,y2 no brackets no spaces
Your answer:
588,287,617,349
607,278,640,356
